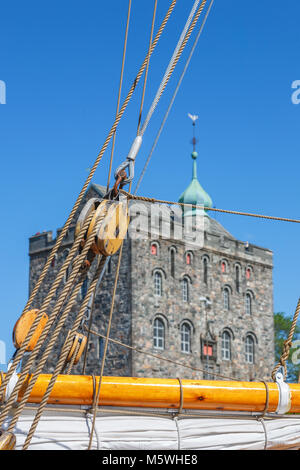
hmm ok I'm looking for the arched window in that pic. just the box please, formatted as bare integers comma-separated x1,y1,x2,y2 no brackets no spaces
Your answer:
154,271,162,296
181,322,191,353
203,257,208,285
246,267,252,280
245,293,252,315
186,252,192,265
223,287,230,310
151,242,158,256
235,265,240,292
153,318,165,350
245,335,255,363
170,248,176,278
221,331,231,360
221,260,227,273
182,277,189,302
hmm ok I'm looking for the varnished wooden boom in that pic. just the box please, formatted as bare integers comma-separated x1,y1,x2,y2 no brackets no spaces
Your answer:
1,375,300,412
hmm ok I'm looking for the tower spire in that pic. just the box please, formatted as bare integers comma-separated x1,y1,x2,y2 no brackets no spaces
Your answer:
178,114,213,216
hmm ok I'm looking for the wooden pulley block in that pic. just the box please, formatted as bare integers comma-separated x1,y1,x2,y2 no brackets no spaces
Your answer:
85,200,110,254
0,431,16,450
66,332,87,365
75,198,101,241
95,200,129,256
12,309,48,352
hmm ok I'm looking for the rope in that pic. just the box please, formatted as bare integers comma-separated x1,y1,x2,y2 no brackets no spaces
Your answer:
0,215,105,428
65,341,81,375
271,297,300,381
84,326,240,382
87,243,124,449
136,0,158,135
135,0,214,194
0,211,95,403
139,0,208,137
106,0,132,192
120,190,300,224
21,258,107,450
177,377,184,414
19,0,178,321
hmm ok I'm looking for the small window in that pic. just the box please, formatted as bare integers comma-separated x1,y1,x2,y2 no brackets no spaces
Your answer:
170,248,175,278
154,271,162,296
181,322,191,353
203,364,214,380
246,267,251,280
221,261,227,273
223,287,230,310
203,344,213,356
203,257,208,285
186,253,192,265
245,335,254,363
153,318,165,350
235,265,240,292
221,331,231,360
245,293,252,315
182,278,189,302
151,243,158,255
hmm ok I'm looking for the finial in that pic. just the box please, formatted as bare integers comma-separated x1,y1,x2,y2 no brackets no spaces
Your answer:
188,113,199,152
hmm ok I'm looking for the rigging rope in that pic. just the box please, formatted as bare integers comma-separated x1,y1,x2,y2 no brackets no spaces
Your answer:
0,0,178,407
19,0,178,326
137,0,158,135
0,213,105,428
84,326,240,382
139,0,206,137
21,257,108,450
106,0,132,192
135,0,214,194
120,190,300,224
87,0,211,448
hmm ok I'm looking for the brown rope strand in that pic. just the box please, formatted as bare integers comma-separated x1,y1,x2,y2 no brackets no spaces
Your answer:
21,258,107,449
271,297,300,381
120,190,300,224
106,0,132,192
84,327,239,382
137,0,157,135
0,212,95,402
0,216,103,427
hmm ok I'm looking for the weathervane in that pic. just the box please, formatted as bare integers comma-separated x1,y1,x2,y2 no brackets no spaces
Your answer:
188,113,199,152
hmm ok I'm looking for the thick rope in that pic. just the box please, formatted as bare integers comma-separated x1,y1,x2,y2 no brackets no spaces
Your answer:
135,0,214,193
120,190,300,224
84,326,240,382
87,244,124,449
136,0,157,135
65,340,81,375
139,0,207,137
271,297,300,381
20,0,178,317
0,214,104,427
21,258,107,450
106,0,132,192
0,211,95,402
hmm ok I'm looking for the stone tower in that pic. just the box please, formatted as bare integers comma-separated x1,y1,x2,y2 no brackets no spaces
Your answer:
28,151,275,381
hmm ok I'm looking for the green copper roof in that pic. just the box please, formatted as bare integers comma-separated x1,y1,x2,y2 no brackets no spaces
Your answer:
178,151,213,216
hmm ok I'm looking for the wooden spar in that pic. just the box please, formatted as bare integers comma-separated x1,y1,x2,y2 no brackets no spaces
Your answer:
1,375,300,412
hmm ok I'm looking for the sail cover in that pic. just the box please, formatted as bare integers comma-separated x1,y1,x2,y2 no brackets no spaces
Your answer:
3,407,300,450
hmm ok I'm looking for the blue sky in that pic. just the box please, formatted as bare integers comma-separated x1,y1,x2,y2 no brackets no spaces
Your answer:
0,0,300,365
